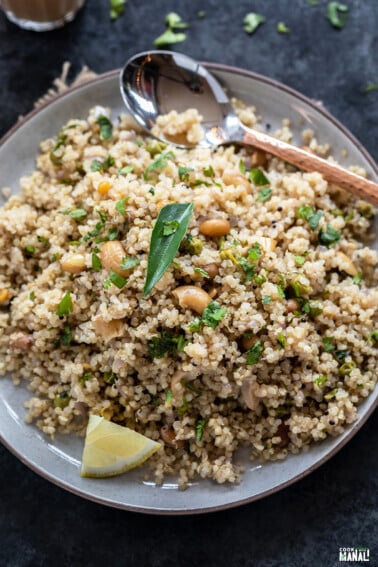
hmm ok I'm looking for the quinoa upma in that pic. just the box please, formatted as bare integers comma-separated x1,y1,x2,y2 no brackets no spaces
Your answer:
0,102,377,488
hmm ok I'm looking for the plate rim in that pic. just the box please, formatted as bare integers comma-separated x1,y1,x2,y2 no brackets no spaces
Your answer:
0,64,377,515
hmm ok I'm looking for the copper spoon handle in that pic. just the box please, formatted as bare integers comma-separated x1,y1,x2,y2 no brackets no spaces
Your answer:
243,128,378,205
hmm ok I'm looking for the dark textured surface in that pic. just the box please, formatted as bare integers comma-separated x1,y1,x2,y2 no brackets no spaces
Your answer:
0,1,377,566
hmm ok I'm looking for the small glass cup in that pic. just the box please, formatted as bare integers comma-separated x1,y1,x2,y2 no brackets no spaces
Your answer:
0,0,85,31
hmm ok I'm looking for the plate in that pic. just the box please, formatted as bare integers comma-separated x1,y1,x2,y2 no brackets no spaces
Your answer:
0,66,377,515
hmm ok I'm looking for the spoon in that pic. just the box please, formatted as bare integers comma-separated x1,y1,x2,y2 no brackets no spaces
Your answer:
120,50,378,205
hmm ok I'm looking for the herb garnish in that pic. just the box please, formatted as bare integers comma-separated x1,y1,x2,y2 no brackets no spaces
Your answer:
293,253,308,267
239,160,246,175
96,115,113,140
352,272,363,284
277,332,287,349
243,13,266,35
144,151,175,180
119,256,140,270
203,165,216,178
297,205,323,230
115,198,129,217
314,375,327,387
246,340,263,365
110,0,126,19
326,2,348,29
322,336,335,352
363,83,378,93
194,266,210,278
189,301,228,332
178,166,194,182
144,203,193,296
154,13,188,46
92,253,102,271
148,329,187,358
104,270,127,289
277,22,290,33
318,225,341,246
368,331,378,345
118,165,134,175
249,168,269,186
29,291,35,301
257,187,273,202
90,156,115,172
262,296,272,304
64,208,87,221
56,291,73,317
196,418,206,442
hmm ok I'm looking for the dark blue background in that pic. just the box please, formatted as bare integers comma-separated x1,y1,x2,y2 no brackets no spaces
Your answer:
0,1,377,566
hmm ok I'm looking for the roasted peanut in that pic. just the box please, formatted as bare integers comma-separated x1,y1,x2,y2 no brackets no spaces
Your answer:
199,218,231,237
93,317,123,341
241,334,257,351
100,240,128,276
60,254,86,274
172,285,212,314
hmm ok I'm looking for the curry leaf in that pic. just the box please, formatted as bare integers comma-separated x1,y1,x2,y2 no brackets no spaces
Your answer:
143,203,194,296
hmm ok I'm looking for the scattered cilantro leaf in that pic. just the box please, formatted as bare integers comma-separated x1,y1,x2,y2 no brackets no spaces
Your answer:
197,10,206,18
257,187,273,202
243,12,266,35
56,291,73,317
248,243,262,261
239,159,246,175
297,205,323,230
144,151,175,179
201,301,228,329
293,253,308,267
115,198,129,217
246,340,263,365
154,29,187,47
277,332,287,349
326,2,348,29
96,115,113,140
203,165,215,178
277,22,290,33
64,208,87,221
352,272,363,284
29,291,35,301
194,266,210,278
322,336,335,352
91,253,102,271
91,156,115,172
276,285,286,300
110,0,126,20
318,225,341,246
196,418,206,442
148,329,187,358
119,256,140,270
314,375,328,387
262,296,272,304
368,330,378,345
119,165,134,175
104,270,127,289
249,168,269,186
363,83,378,93
178,165,194,181
165,12,189,29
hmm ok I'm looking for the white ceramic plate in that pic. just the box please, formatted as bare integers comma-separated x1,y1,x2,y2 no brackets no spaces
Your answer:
0,66,377,514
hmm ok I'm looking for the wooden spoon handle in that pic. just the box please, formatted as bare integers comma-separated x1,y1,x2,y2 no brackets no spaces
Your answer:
243,128,378,206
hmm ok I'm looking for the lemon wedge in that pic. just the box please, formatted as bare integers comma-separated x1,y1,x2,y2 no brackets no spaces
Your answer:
80,414,160,478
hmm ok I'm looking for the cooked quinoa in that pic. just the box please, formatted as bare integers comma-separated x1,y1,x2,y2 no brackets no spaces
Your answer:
0,102,377,488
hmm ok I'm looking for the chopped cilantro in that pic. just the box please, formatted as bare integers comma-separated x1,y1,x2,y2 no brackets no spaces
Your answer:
324,388,338,401
178,398,189,416
144,151,175,179
104,270,127,289
96,115,113,140
368,330,378,345
149,187,155,195
293,253,308,267
119,256,140,270
363,83,378,93
326,2,348,29
276,285,286,300
56,291,73,318
107,227,120,241
80,371,93,384
188,317,202,333
248,242,262,261
154,13,188,47
203,165,215,178
277,332,287,349
91,253,102,271
90,156,115,172
243,13,266,35
178,165,194,181
238,257,256,281
277,22,290,33
249,168,269,186
110,0,125,20
189,179,212,188
257,187,273,202
24,245,35,255
197,10,206,18
314,375,328,387
352,272,363,284
201,301,228,329
262,296,271,304
148,329,187,358
115,198,129,217
165,12,189,29
63,208,87,221
195,418,206,442
335,349,349,361
162,220,180,236
37,236,49,245
318,225,341,246
297,205,323,230
29,291,35,301
60,324,72,346
239,160,246,175
118,165,134,175
322,336,335,352
165,390,173,406
246,340,263,365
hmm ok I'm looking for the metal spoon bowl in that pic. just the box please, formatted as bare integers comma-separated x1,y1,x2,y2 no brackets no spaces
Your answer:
120,50,378,204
